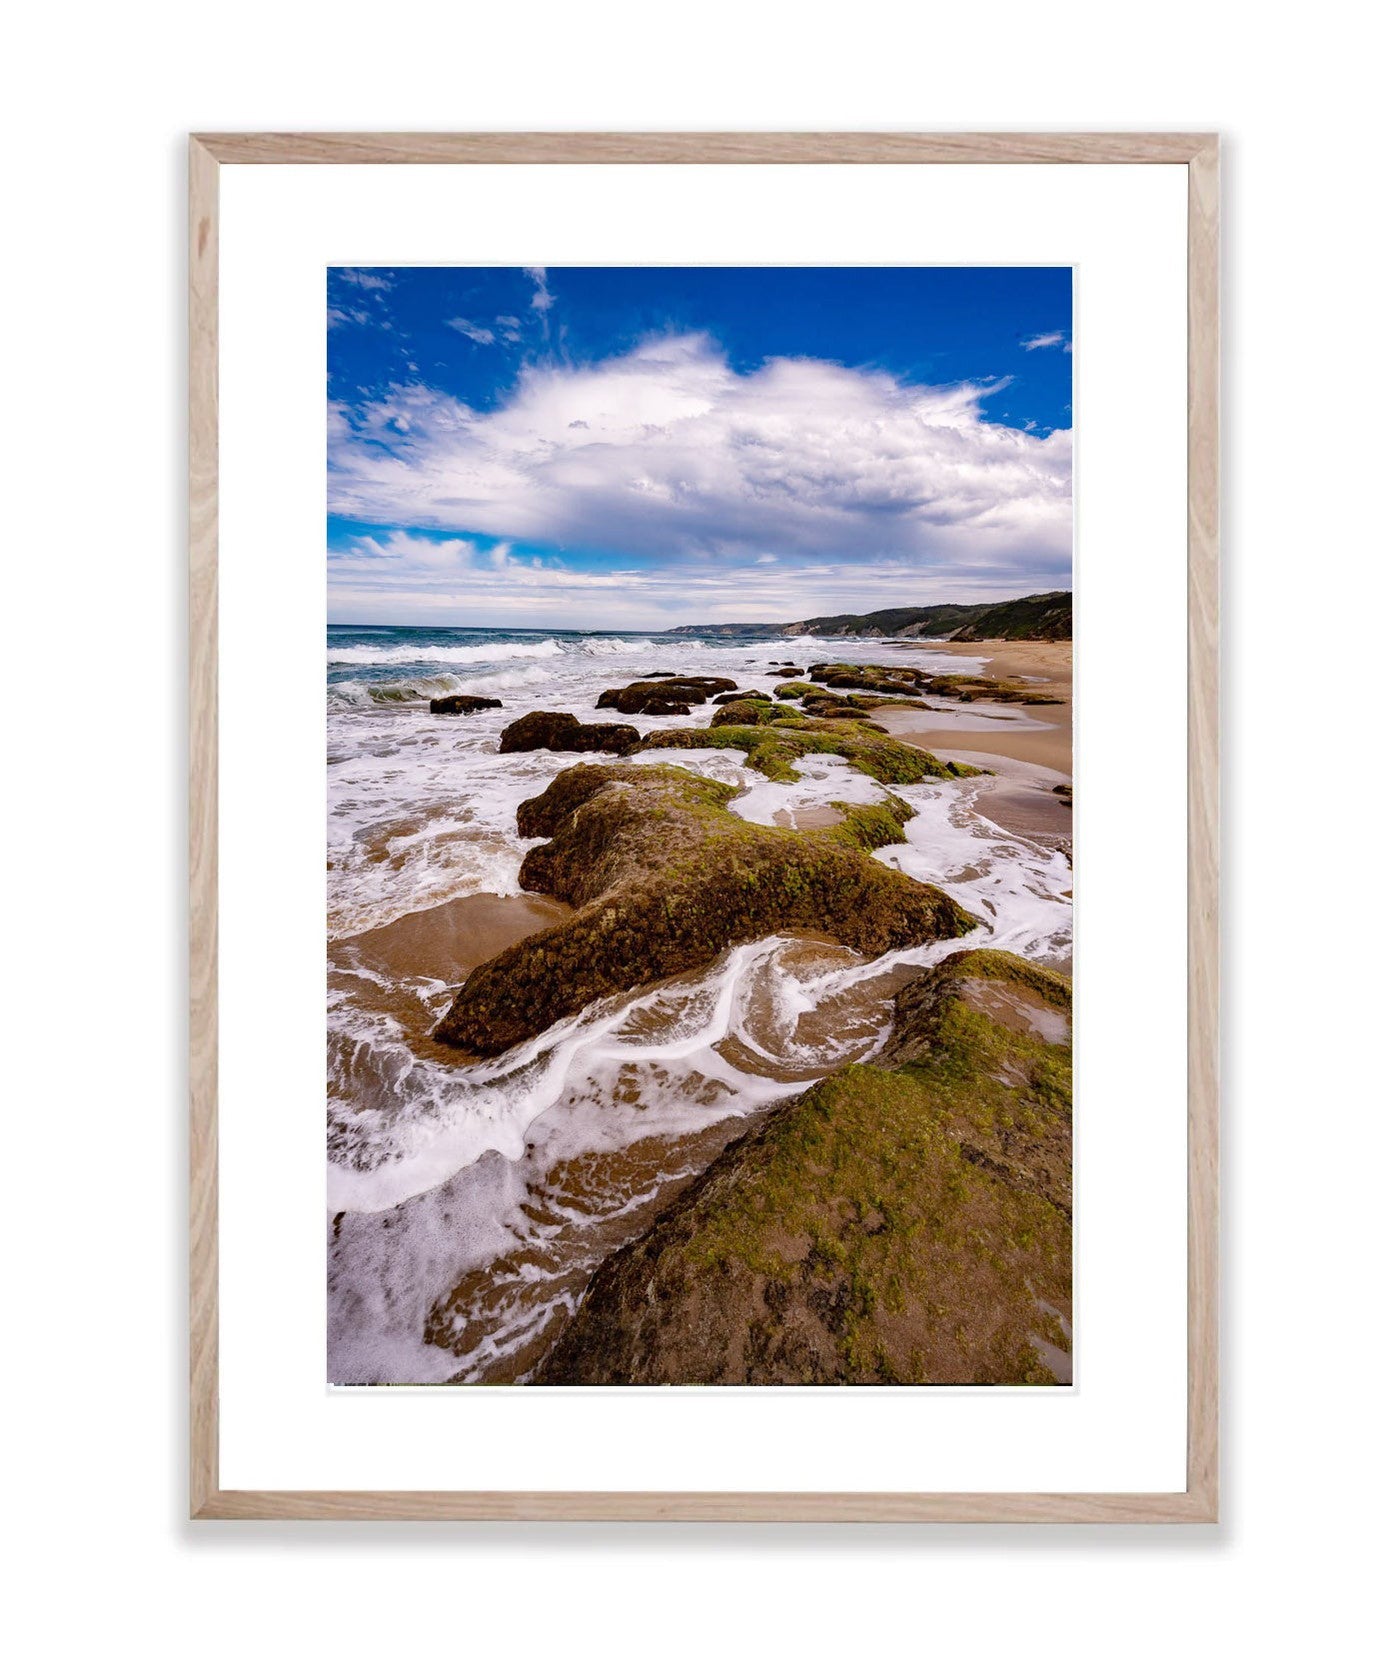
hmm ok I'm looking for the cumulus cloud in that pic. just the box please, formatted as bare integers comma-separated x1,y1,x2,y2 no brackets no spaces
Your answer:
327,332,1071,582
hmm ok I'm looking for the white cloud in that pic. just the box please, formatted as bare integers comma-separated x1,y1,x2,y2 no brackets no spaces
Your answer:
447,318,495,345
1021,330,1073,353
327,528,1069,630
340,269,394,291
525,266,554,313
328,333,1071,584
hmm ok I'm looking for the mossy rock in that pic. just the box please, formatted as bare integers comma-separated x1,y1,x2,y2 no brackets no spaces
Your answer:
809,661,1062,707
537,949,1072,1386
773,680,931,720
432,763,977,1056
633,714,985,785
597,675,739,716
498,711,642,754
808,662,925,696
710,696,804,727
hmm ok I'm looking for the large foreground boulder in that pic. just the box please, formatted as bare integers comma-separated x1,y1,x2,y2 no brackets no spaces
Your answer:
429,694,502,715
537,950,1072,1385
432,763,976,1056
498,711,642,754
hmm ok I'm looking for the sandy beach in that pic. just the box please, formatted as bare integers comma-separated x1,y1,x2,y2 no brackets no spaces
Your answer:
878,639,1072,776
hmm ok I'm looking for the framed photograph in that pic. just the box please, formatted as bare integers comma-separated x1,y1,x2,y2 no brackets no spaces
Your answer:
191,131,1218,1520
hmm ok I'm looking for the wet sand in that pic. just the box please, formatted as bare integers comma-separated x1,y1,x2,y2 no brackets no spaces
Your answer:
895,637,1072,698
334,908,928,1383
329,890,573,1058
880,639,1073,777
777,804,846,832
344,890,571,987
952,752,1073,850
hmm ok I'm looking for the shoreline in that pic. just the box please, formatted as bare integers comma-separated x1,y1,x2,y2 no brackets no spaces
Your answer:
327,627,1074,1385
878,638,1072,776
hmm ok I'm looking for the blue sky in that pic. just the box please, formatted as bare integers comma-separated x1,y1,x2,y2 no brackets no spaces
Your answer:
328,266,1072,628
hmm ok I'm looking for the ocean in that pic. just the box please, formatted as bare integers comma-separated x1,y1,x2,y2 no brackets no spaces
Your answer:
326,623,1072,1383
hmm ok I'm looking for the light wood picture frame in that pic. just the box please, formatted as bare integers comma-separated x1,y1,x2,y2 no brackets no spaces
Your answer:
190,130,1219,1522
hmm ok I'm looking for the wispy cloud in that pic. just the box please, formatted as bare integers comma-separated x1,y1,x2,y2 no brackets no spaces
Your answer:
327,528,1069,629
339,269,394,292
526,267,555,313
447,318,496,345
328,332,1071,582
1021,330,1065,351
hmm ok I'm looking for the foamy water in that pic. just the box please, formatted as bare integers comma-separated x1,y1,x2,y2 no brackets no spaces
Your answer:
326,625,1071,1383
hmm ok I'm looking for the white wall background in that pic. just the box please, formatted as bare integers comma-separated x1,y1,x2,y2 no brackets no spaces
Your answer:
3,4,1391,1674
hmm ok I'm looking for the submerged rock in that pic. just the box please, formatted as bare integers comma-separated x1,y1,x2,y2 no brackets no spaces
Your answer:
498,712,643,755
432,763,976,1056
537,950,1072,1386
597,675,738,715
428,694,503,715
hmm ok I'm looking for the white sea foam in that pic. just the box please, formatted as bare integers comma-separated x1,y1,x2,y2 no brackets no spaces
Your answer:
329,638,564,666
325,629,1072,1380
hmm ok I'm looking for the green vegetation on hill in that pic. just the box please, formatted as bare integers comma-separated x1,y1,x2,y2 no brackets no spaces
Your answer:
668,590,1071,642
946,592,1072,643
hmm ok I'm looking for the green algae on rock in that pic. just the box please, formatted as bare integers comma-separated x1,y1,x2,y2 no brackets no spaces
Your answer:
633,710,984,785
771,682,933,721
432,763,977,1057
709,695,805,727
536,949,1072,1386
808,661,1063,706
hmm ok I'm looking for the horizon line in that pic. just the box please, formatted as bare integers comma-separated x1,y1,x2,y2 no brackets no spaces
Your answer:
325,589,1072,635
